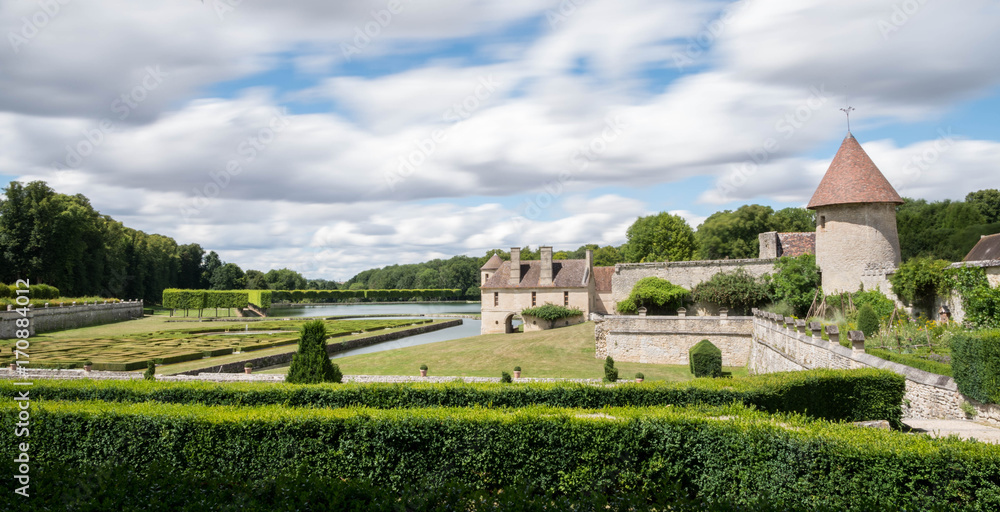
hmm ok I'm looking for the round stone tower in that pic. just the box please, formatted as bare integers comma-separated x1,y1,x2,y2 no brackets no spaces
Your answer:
807,132,903,294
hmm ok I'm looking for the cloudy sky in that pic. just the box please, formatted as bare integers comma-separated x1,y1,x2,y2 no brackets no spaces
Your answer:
2,1,999,280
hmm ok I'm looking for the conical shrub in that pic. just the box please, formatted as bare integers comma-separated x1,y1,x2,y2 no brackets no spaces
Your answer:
857,304,880,338
286,320,342,384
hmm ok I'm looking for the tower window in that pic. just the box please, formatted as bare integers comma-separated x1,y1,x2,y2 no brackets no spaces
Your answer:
531,292,536,307
819,216,826,231
564,291,569,306
494,292,498,307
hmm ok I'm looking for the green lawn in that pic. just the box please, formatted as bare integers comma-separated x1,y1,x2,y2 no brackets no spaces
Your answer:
262,322,747,382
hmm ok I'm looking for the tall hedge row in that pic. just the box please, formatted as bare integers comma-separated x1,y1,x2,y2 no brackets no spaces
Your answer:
161,289,270,309
952,329,1000,404
4,401,998,510
0,369,905,423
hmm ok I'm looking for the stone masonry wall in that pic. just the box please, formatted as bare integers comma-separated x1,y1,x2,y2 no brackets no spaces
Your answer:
594,315,752,366
749,311,1000,423
0,301,143,338
610,259,776,306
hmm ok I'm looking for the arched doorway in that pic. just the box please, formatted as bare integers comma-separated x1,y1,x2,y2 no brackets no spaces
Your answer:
504,313,516,334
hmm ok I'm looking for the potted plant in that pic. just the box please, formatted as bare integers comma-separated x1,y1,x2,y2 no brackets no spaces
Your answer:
244,362,253,374
83,360,93,372
419,364,428,377
513,366,521,379
635,372,644,383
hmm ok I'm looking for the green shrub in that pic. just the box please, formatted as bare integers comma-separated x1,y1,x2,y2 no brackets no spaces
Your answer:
5,400,996,509
690,267,773,315
520,303,583,321
950,266,1000,329
866,349,953,377
770,254,820,316
689,339,722,378
635,372,644,380
143,360,155,381
513,366,521,372
952,330,1000,404
857,304,880,337
0,368,904,423
603,356,618,383
616,277,689,315
420,364,428,371
500,371,512,383
286,320,341,384
888,257,951,314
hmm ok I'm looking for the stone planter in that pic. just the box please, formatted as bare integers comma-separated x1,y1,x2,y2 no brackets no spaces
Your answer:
513,370,521,379
419,369,427,377
9,363,16,371
635,378,643,383
83,365,92,372
244,367,252,374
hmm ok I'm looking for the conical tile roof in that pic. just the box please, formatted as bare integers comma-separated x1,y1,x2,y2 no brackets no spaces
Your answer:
480,253,504,270
807,133,903,209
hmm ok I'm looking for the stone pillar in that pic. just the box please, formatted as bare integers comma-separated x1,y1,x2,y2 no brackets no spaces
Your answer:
795,319,806,334
638,307,647,317
784,316,795,332
719,307,728,318
825,325,840,346
677,307,686,317
539,246,553,286
509,247,521,286
848,330,865,354
809,321,822,340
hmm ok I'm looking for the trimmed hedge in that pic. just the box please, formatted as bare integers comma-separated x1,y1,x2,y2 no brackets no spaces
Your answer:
0,369,905,423
4,401,998,510
521,303,583,321
689,339,722,378
867,348,953,377
953,329,1000,404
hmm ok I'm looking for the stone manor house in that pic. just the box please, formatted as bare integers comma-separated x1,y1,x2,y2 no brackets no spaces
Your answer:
480,131,1000,334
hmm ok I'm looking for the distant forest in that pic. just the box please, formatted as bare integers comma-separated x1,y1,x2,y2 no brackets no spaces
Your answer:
1,180,997,302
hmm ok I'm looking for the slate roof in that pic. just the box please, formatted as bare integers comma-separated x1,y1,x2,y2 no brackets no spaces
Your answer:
776,232,816,258
480,253,504,271
593,266,614,292
482,260,590,289
964,233,1000,262
807,133,903,209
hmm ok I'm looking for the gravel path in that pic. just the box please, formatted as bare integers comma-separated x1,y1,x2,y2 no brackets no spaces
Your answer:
904,419,1000,444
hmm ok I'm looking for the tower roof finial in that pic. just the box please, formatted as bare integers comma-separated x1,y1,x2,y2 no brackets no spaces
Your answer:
839,106,855,134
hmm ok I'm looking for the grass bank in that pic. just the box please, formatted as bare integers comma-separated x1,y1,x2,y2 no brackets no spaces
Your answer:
262,322,747,381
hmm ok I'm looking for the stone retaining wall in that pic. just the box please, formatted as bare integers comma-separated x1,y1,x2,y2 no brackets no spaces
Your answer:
611,259,776,305
0,301,143,337
594,314,752,366
749,311,1000,423
178,319,463,375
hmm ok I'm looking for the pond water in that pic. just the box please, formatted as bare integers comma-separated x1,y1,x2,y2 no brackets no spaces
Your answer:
265,302,519,359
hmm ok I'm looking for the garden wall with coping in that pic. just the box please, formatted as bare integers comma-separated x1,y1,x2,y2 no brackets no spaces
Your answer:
594,314,752,366
0,300,143,338
177,319,463,375
749,310,1000,423
610,258,776,305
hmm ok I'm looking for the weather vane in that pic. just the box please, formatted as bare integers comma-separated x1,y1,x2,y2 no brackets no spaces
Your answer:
840,106,855,133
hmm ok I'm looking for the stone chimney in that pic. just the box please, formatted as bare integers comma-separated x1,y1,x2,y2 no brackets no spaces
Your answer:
585,249,593,269
539,246,553,286
509,247,521,286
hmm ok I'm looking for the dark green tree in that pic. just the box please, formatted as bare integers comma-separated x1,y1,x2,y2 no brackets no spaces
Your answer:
771,254,822,316
621,212,696,263
690,267,772,315
286,320,342,384
210,263,246,290
695,204,774,260
856,304,880,338
966,189,1000,223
